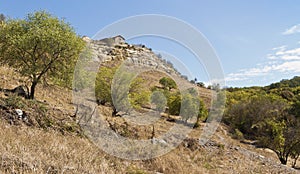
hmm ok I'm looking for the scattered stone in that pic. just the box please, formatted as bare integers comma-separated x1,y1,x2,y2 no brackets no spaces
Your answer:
15,109,23,119
151,138,168,146
116,111,127,117
183,138,201,150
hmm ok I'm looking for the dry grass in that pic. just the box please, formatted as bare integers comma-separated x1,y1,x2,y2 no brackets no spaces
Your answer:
0,66,298,174
0,120,121,174
0,117,298,174
137,70,213,108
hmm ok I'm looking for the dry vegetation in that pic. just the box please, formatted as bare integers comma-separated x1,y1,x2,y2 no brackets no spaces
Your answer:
136,70,213,108
0,66,299,174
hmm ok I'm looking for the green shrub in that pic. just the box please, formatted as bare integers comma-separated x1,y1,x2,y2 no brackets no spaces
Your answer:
129,77,151,110
167,92,181,115
233,128,244,140
3,95,25,109
95,66,117,105
159,77,177,91
150,90,167,112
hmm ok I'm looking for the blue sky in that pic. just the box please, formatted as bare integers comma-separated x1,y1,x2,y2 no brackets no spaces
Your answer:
1,1,300,87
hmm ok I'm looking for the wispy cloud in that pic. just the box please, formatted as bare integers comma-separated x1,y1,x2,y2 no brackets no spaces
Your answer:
226,45,300,82
282,24,300,35
272,45,287,51
226,66,273,82
226,25,300,84
273,61,300,72
270,47,300,60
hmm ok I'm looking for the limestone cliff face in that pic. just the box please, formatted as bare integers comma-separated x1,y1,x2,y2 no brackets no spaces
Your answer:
82,35,212,109
84,35,179,76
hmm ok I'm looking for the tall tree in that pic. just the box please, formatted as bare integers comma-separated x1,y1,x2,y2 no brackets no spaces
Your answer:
0,11,85,99
0,13,5,23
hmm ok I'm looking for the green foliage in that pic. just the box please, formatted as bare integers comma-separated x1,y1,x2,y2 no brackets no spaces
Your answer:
268,76,300,89
0,14,4,20
95,66,117,105
163,87,207,125
129,77,151,109
225,94,287,137
167,92,181,115
181,92,199,122
2,95,48,114
95,65,152,114
126,165,147,174
72,47,94,90
196,82,205,87
159,77,177,91
150,90,167,112
111,70,135,113
261,120,286,150
0,11,85,99
211,83,221,91
181,89,208,125
197,99,208,123
290,139,300,168
290,99,300,118
232,128,244,140
3,95,26,109
225,85,300,165
0,13,5,24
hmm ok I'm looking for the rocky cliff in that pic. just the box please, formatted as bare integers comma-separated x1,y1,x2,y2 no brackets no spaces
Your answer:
83,35,179,76
82,35,213,107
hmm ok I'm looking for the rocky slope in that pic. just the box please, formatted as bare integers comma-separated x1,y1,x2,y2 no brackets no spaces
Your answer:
0,37,299,173
83,35,212,106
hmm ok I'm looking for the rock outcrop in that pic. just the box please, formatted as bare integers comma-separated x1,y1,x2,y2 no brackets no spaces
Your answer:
85,35,179,76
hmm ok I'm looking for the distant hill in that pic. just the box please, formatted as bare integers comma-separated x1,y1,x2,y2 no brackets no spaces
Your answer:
267,76,300,89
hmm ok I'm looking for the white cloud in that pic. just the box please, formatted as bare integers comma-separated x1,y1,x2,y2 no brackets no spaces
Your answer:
272,45,287,51
284,47,300,54
225,76,247,82
267,54,277,60
226,65,273,82
281,55,300,60
283,24,300,35
268,47,300,60
273,61,300,72
226,45,300,82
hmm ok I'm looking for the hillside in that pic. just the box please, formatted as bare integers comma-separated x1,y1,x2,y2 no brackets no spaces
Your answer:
83,35,212,107
0,37,299,173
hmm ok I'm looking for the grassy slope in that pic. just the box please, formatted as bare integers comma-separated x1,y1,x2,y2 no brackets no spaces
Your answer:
0,66,298,174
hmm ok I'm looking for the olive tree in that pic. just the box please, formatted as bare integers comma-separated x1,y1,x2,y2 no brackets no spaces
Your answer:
159,77,177,91
95,66,117,105
0,11,85,99
129,77,151,109
151,90,167,112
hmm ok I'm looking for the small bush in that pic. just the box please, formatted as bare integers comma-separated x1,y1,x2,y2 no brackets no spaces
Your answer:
3,95,25,109
233,128,244,140
126,166,147,174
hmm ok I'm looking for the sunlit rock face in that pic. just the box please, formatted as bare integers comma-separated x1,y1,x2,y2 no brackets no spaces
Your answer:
84,35,178,76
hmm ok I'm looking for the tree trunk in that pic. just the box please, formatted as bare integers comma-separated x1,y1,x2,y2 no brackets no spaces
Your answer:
112,106,117,116
29,81,38,99
279,156,288,165
292,154,299,168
